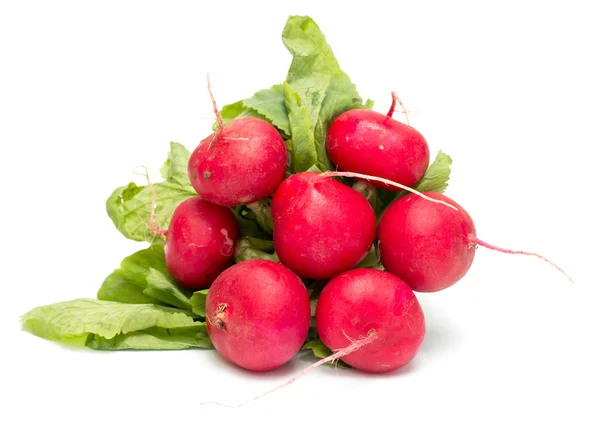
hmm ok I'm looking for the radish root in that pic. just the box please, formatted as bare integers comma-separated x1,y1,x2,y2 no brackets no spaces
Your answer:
386,91,410,125
469,236,574,284
207,73,223,132
200,329,379,408
315,171,458,211
133,165,168,237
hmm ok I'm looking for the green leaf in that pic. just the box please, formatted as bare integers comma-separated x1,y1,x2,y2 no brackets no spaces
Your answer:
354,245,384,270
213,16,370,174
374,187,400,218
243,84,290,136
236,237,275,253
85,325,211,350
190,290,209,318
283,82,318,172
234,237,279,263
216,101,268,130
106,142,196,242
235,249,279,263
313,75,364,172
282,16,364,172
384,151,453,213
302,339,351,368
97,271,162,305
159,141,193,186
245,198,274,235
414,150,453,194
98,245,192,310
143,269,192,310
305,164,323,173
215,87,291,138
232,208,264,238
21,299,201,344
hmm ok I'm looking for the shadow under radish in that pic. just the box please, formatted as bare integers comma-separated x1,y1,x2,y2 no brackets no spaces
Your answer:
417,297,463,359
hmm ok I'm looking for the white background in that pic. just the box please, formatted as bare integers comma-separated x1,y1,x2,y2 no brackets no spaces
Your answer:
1,1,598,428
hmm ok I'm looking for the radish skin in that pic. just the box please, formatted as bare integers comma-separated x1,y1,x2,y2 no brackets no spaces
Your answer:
326,93,429,191
163,196,239,289
316,268,426,372
272,172,376,280
205,260,311,371
188,77,287,206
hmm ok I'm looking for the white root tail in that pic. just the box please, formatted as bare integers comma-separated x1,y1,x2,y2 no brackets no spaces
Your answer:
470,236,574,284
133,165,168,236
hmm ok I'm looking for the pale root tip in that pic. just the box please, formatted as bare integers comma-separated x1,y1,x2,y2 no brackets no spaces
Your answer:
386,91,410,125
206,73,223,131
470,236,574,284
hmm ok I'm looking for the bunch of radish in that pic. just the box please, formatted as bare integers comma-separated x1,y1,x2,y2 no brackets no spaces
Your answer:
19,17,571,405
153,83,568,378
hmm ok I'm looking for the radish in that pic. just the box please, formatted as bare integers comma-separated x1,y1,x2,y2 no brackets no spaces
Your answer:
326,92,429,190
378,192,573,292
315,268,426,372
151,196,239,289
271,172,377,280
202,268,424,407
188,78,287,206
205,260,311,371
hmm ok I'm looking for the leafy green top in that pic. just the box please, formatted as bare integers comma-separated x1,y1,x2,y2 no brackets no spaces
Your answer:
414,150,453,194
21,299,203,341
217,16,370,174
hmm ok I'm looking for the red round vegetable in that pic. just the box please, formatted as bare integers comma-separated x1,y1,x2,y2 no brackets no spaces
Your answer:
315,268,426,372
326,95,429,191
162,196,239,289
271,172,376,280
379,191,572,292
378,192,475,292
205,260,311,372
378,192,476,292
188,116,287,206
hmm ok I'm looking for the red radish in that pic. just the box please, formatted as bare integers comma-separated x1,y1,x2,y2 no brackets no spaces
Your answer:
201,268,424,407
271,172,376,280
205,260,311,371
326,92,429,191
188,78,287,206
152,196,239,289
378,192,573,292
316,268,426,372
